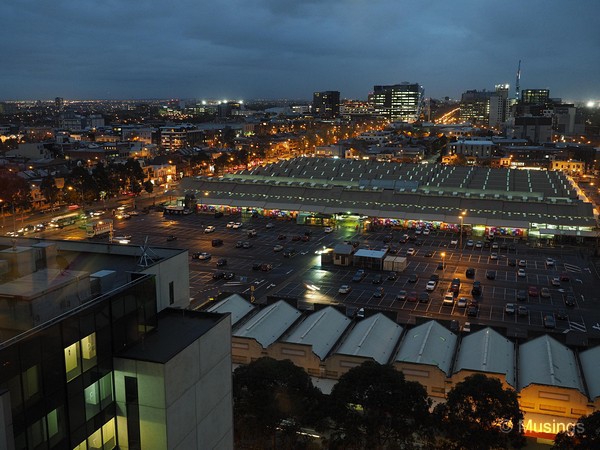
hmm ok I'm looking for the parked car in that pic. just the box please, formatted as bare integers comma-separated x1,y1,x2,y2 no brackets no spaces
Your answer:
560,272,570,281
396,290,407,301
283,248,297,258
338,285,352,294
518,305,529,316
352,269,366,282
554,309,568,320
387,272,398,281
450,320,460,333
528,286,539,297
545,257,555,267
274,244,284,252
504,303,516,314
543,314,556,329
261,263,273,272
212,271,225,280
457,297,468,308
192,252,211,260
486,270,496,280
490,252,498,260
226,222,235,228
373,287,385,298
564,294,576,307
216,258,227,267
204,225,216,233
540,287,551,298
232,222,242,229
466,239,474,247
551,277,561,286
518,259,527,267
324,227,333,233
466,267,475,278
426,280,437,291
471,281,482,296
211,239,223,247
467,305,478,317
166,235,177,242
407,291,418,302
277,234,287,240
223,272,235,280
443,292,455,306
406,248,416,256
242,241,252,249
372,274,383,284
516,290,528,302
517,268,526,277
418,292,430,303
408,273,419,283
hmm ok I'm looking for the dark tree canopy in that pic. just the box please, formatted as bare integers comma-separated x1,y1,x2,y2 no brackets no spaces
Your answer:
434,373,525,450
552,410,600,449
233,357,325,449
328,361,432,450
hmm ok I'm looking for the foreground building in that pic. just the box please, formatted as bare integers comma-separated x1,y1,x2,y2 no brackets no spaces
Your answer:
0,238,233,450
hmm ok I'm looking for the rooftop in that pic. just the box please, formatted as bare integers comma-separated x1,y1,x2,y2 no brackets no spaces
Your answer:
233,300,302,348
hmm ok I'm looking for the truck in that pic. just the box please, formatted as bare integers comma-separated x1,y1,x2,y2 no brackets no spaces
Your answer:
86,219,113,238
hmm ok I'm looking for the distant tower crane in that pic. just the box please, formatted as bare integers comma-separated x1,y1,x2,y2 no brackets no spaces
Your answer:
515,60,522,101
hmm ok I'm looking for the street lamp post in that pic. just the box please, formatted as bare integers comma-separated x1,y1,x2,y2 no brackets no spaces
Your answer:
441,252,446,270
459,211,467,249
0,199,4,229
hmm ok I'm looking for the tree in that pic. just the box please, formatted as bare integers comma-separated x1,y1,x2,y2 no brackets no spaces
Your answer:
233,357,326,449
0,172,31,212
434,374,525,450
40,176,60,208
552,410,600,449
327,361,432,450
144,180,154,195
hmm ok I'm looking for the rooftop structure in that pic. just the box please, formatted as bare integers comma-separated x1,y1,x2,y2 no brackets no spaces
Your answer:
233,300,302,348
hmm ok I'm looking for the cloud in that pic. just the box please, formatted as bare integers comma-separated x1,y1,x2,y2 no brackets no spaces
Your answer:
1,0,599,100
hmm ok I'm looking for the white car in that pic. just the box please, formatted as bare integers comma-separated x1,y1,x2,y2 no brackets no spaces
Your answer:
457,297,468,308
546,257,555,267
324,227,333,233
273,244,284,252
450,238,458,245
490,252,498,260
422,228,431,235
443,292,455,306
226,222,235,228
266,223,274,229
466,240,474,247
426,280,437,291
517,268,526,277
232,222,242,229
551,277,561,286
338,285,352,294
406,248,416,256
204,226,216,233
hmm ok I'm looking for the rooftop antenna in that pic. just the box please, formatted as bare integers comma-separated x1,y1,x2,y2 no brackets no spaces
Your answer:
515,60,522,101
138,236,159,267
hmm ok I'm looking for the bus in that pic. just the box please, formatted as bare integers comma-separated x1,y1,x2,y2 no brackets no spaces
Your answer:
85,219,113,238
49,212,83,229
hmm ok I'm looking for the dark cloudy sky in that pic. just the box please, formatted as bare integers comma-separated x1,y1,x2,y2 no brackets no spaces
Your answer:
2,0,599,102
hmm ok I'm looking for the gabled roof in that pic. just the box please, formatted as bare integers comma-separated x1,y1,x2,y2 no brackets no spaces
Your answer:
518,335,585,393
283,306,351,360
233,300,302,348
578,345,600,400
395,321,458,375
206,294,255,327
335,313,403,364
454,327,516,387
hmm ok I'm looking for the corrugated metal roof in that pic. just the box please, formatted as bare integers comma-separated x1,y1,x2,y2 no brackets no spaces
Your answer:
233,300,302,348
454,328,516,387
518,335,585,393
578,346,600,400
283,306,351,360
395,321,458,375
206,294,255,327
335,313,403,364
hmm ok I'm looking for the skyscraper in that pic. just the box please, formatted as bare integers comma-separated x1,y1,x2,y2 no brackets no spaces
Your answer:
521,89,550,105
313,91,340,118
371,83,424,123
489,84,510,128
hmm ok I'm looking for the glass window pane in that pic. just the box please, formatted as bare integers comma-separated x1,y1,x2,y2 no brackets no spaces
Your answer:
84,382,101,421
65,342,81,382
102,418,116,450
81,333,97,372
88,428,102,450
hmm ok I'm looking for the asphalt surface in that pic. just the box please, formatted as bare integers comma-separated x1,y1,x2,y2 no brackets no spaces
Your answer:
27,206,600,340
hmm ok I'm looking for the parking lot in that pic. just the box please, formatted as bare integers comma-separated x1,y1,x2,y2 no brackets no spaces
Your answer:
45,207,600,337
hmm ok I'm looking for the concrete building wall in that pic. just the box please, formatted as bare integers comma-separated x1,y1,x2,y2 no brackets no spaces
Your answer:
324,355,375,379
394,363,449,398
142,251,190,311
268,342,323,376
0,389,15,450
231,337,268,365
518,385,593,420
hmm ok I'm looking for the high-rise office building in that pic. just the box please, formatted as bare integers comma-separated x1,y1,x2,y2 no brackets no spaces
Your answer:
489,84,510,128
313,91,340,118
521,89,550,105
459,89,492,124
370,83,424,123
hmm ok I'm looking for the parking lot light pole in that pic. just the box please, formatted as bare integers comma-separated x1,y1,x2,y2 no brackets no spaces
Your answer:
441,252,446,270
459,211,466,248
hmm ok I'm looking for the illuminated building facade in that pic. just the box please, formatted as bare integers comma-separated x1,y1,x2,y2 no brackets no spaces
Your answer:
371,83,424,123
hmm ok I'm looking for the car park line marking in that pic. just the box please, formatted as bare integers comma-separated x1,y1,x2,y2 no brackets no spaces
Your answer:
564,263,582,273
593,323,600,332
569,321,586,332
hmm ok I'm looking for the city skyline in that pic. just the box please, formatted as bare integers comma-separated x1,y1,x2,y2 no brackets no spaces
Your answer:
1,1,600,102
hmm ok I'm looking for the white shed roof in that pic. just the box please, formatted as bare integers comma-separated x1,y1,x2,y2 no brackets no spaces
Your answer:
283,306,351,360
233,300,302,348
395,321,458,375
454,327,516,387
518,335,585,393
578,345,600,400
335,313,403,364
354,249,387,259
207,294,255,326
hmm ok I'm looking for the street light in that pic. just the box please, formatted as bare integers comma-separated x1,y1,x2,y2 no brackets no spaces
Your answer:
441,252,446,270
0,199,4,229
459,211,467,249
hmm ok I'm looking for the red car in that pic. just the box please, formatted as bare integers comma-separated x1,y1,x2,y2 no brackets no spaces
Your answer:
528,286,538,297
407,291,418,302
560,272,570,282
